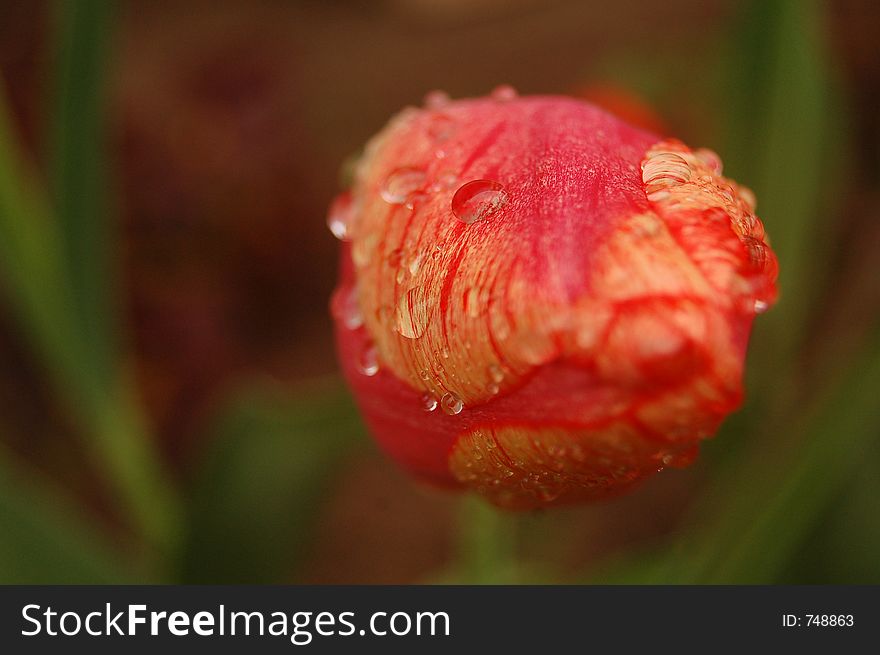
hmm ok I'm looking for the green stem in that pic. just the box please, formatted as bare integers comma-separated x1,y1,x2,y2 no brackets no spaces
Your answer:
456,496,518,584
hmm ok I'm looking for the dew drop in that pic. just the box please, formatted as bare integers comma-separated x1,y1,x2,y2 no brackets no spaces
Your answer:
694,148,723,174
381,167,427,205
488,364,505,383
421,393,439,412
395,287,427,339
388,248,403,267
358,343,379,376
641,151,692,199
430,170,458,192
753,299,769,314
465,287,481,318
340,286,363,330
440,392,464,415
491,84,518,101
739,185,757,211
424,90,450,109
742,236,768,271
487,382,500,395
427,114,456,142
451,180,509,224
326,192,354,241
352,233,377,268
489,304,513,341
405,191,428,210
408,252,423,276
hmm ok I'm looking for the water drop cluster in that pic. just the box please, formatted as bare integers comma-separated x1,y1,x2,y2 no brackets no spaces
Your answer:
640,140,777,313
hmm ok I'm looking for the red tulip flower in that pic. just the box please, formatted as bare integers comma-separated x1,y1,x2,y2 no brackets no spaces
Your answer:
329,88,777,509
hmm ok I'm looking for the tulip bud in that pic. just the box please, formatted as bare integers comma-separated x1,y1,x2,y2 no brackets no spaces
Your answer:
329,88,777,509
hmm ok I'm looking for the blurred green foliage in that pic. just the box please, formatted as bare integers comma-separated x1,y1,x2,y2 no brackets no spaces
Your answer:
0,0,877,584
0,445,132,583
180,384,364,583
0,0,178,567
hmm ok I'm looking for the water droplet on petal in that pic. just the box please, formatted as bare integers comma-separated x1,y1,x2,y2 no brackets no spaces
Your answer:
753,299,769,314
694,148,723,174
326,192,354,240
452,180,509,224
408,252,422,276
490,84,518,101
405,191,428,210
430,170,458,192
427,114,455,142
465,287,481,318
358,343,379,376
381,167,427,205
421,393,439,412
395,287,427,339
488,364,505,383
742,236,768,271
388,248,403,267
487,382,500,395
641,151,692,199
490,311,512,341
739,185,757,211
424,90,450,109
440,392,464,415
352,233,378,268
340,286,363,330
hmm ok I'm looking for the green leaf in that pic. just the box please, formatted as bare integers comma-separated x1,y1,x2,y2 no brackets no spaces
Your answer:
721,0,844,382
782,443,880,583
0,6,180,553
50,0,117,381
699,328,880,582
0,84,85,397
0,445,134,583
179,380,365,583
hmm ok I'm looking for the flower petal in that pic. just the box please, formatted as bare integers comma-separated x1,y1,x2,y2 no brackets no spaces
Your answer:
331,93,777,507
